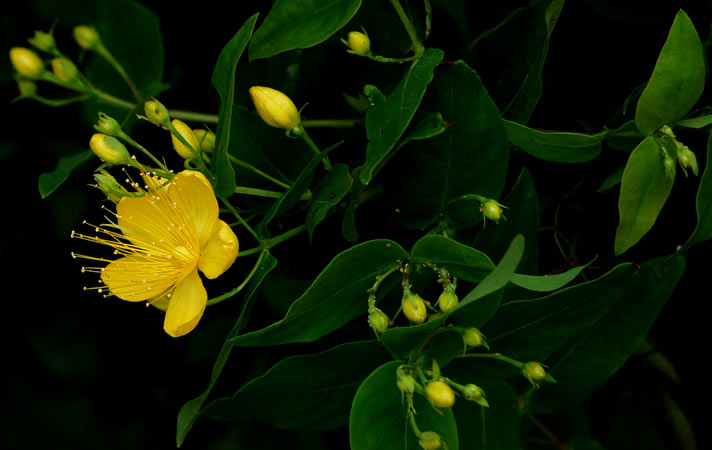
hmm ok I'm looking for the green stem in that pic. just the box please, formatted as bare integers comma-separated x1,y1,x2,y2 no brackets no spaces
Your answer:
92,88,136,110
29,94,90,107
228,154,290,189
389,0,425,55
234,185,311,201
368,54,420,64
458,352,524,368
220,197,260,241
121,134,170,173
206,250,267,306
298,127,333,171
96,45,142,103
237,224,306,258
302,119,361,128
168,109,218,123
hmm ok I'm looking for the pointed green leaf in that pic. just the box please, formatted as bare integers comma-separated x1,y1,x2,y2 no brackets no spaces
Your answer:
677,114,712,129
306,163,353,239
510,263,588,292
410,235,495,282
359,49,445,185
681,132,712,251
203,340,390,430
614,136,675,255
503,119,604,163
210,14,259,197
231,240,408,346
248,0,362,61
635,10,705,135
38,150,92,199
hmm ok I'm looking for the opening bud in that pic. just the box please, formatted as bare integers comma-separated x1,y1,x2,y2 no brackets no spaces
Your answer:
73,25,100,50
437,287,458,313
93,171,128,202
462,327,488,349
193,129,216,153
144,99,170,126
347,31,371,56
402,290,427,324
89,133,131,165
462,384,489,407
418,431,443,450
480,199,504,223
94,113,123,137
170,119,200,159
676,145,698,176
368,308,390,335
51,57,79,83
9,47,44,77
28,30,56,53
425,380,455,409
522,361,556,387
249,86,300,130
397,374,416,394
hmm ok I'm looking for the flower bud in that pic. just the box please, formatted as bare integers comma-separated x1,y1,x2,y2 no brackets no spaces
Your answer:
676,145,698,176
94,112,123,137
481,199,503,222
397,374,416,394
89,133,131,165
418,431,443,450
402,290,427,324
93,171,128,202
437,288,458,313
462,384,489,407
522,361,555,387
144,98,170,126
368,308,390,335
51,57,78,82
16,79,37,97
9,47,44,77
193,129,216,152
347,31,371,56
663,153,676,178
462,327,488,349
249,86,300,130
28,30,55,52
73,25,100,50
425,380,455,409
170,119,200,159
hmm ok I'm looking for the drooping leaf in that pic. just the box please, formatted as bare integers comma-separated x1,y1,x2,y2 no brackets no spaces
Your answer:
210,14,259,197
614,136,675,255
231,240,408,346
677,114,712,129
203,340,390,430
635,9,705,135
510,263,588,292
306,163,353,240
248,0,362,61
681,132,712,251
38,150,92,199
359,49,445,185
350,361,459,450
410,235,495,283
503,119,604,163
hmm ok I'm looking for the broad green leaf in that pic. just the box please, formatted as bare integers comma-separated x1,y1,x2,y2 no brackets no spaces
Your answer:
350,361,459,450
681,132,712,250
231,240,408,346
306,163,353,240
175,252,277,447
248,0,362,61
510,263,588,292
203,340,390,430
614,136,674,255
598,165,625,193
483,263,634,362
530,255,685,413
503,119,604,163
388,61,509,229
410,235,495,282
210,14,259,197
635,10,705,135
677,114,712,129
359,49,445,185
38,151,92,199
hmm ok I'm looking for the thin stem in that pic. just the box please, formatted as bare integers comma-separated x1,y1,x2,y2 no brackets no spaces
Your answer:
234,185,311,201
96,45,142,103
206,250,267,306
302,119,361,128
389,0,425,55
228,154,290,189
29,94,91,107
92,88,136,110
121,135,170,173
368,54,420,64
424,0,432,41
236,224,306,257
168,109,218,124
529,415,567,450
458,352,524,368
298,127,333,171
220,197,260,241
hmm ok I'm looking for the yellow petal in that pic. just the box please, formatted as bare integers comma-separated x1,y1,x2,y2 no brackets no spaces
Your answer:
102,255,177,302
169,171,218,248
148,295,169,311
163,268,207,337
198,220,239,279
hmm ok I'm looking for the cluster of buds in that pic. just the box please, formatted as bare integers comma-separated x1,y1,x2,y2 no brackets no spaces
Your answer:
657,124,699,177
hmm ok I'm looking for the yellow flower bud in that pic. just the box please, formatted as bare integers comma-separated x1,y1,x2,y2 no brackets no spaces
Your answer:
249,86,300,130
462,327,488,349
437,288,458,313
368,308,390,335
51,58,78,82
425,380,455,409
28,30,55,52
481,199,503,222
89,133,131,165
73,25,100,49
193,129,216,152
418,431,443,450
347,31,371,56
144,98,170,126
9,47,44,77
521,361,556,388
170,119,200,159
402,290,427,324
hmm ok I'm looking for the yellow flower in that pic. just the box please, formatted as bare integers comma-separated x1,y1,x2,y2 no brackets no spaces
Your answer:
72,170,239,337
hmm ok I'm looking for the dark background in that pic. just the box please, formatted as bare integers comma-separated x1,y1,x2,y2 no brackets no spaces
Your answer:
2,0,711,449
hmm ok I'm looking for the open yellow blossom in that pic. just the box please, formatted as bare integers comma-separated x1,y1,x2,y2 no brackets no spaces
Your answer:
72,170,239,337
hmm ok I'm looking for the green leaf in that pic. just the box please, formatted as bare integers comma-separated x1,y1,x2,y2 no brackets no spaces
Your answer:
483,263,634,362
389,61,509,229
614,136,675,255
350,361,459,450
231,240,408,346
503,119,604,163
410,235,495,282
605,120,645,152
510,263,588,292
203,340,390,430
306,163,353,239
210,14,259,197
681,132,712,250
248,0,362,61
359,49,445,185
530,255,685,413
176,251,277,448
598,165,625,193
38,151,92,199
635,10,705,135
677,114,712,129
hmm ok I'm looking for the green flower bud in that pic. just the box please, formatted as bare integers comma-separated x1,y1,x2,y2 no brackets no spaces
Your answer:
522,361,556,387
73,25,100,50
425,380,455,409
397,374,416,394
93,171,128,202
193,129,216,152
249,86,300,130
402,290,427,324
462,384,489,407
663,153,676,178
171,119,200,159
437,288,458,313
677,146,698,176
9,47,44,77
89,133,131,165
481,199,503,222
51,57,78,82
28,30,55,53
347,31,371,56
418,431,443,450
368,308,390,335
16,79,37,97
94,113,123,137
462,327,488,349
144,98,170,126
